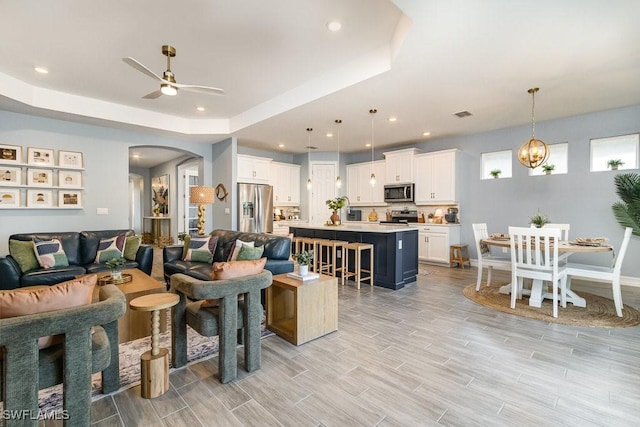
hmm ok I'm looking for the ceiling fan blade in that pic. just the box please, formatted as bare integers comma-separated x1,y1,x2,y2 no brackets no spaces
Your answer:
142,90,163,99
123,57,163,82
176,84,225,96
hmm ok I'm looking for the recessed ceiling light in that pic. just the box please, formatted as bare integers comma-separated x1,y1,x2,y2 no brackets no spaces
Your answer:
278,143,285,148
388,117,397,122
34,66,48,74
422,131,431,137
326,133,333,138
132,154,140,159
196,106,205,112
327,21,342,32
365,143,371,147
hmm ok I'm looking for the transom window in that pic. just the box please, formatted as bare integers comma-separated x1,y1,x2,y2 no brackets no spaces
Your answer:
481,150,512,179
590,133,639,172
530,142,568,176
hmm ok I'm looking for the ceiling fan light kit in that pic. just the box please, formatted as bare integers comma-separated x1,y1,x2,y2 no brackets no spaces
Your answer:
123,44,224,99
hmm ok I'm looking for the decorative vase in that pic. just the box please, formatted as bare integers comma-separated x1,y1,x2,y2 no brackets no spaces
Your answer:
299,265,309,276
111,270,122,281
330,211,340,224
545,170,551,175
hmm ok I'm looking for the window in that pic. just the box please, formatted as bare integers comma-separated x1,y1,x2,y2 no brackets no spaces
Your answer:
481,150,512,179
590,133,639,172
530,142,568,176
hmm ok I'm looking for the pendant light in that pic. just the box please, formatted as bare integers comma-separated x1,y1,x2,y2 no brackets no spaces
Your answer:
518,87,549,169
369,109,377,187
306,127,313,190
335,119,342,188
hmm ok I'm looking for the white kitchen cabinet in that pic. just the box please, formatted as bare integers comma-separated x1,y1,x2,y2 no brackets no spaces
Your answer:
238,154,271,183
383,148,420,184
418,224,461,265
414,149,458,204
271,162,300,206
272,222,290,236
346,160,386,206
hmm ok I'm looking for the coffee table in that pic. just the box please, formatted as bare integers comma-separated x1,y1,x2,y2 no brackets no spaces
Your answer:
266,273,338,345
92,268,167,343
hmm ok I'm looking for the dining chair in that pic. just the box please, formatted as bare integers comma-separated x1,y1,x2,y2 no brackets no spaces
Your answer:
509,226,567,317
542,223,570,241
472,223,509,291
566,227,633,317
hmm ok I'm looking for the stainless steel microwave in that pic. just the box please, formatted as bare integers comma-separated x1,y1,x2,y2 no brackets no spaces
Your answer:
384,183,414,203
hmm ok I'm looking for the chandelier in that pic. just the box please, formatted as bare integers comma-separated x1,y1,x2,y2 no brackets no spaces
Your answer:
306,128,312,190
518,87,549,169
369,109,377,186
335,119,342,188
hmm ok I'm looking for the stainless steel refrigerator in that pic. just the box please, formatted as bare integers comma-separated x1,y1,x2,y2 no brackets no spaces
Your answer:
238,183,273,233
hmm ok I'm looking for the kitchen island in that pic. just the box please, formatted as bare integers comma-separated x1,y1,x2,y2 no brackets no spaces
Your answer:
289,223,419,290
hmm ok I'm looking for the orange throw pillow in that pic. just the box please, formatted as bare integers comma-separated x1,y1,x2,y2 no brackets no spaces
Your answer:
210,257,267,281
0,275,97,348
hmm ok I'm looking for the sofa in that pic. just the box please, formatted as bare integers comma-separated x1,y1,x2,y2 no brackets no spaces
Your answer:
163,229,293,282
0,229,153,290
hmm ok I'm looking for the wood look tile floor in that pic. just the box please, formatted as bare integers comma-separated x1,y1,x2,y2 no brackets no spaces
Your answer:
84,264,640,427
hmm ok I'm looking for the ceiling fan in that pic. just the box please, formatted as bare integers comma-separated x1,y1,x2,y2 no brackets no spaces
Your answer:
123,45,225,99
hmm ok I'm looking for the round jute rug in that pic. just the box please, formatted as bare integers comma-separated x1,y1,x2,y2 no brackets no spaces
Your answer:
463,282,640,328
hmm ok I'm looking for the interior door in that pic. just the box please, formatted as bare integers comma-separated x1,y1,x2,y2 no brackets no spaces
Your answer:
310,162,337,223
182,168,199,235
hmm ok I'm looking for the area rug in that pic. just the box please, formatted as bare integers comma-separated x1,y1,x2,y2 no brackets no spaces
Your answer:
38,324,274,413
463,282,640,328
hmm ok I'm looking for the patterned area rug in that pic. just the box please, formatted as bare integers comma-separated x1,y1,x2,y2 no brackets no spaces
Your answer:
38,323,273,413
463,282,640,328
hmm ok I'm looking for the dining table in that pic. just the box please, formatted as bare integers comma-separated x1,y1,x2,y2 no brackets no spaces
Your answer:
481,237,613,308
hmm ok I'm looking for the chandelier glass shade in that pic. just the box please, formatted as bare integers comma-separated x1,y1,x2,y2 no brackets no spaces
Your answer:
518,87,549,169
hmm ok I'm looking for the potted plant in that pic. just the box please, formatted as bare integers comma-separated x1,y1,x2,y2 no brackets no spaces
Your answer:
490,169,501,179
326,196,347,224
608,159,624,170
542,164,555,175
529,210,549,228
293,250,314,276
612,173,640,235
177,232,188,243
105,257,126,280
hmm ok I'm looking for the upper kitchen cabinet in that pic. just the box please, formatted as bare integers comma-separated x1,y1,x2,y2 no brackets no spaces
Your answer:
383,148,421,184
271,161,300,206
238,154,271,183
346,160,386,206
414,149,459,204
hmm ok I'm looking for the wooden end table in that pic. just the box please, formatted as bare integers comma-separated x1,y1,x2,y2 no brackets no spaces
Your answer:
266,273,338,345
129,293,179,399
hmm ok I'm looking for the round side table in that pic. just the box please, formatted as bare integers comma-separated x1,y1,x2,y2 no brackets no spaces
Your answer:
129,293,180,399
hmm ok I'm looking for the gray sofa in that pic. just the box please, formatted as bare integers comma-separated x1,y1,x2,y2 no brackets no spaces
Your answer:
163,229,294,282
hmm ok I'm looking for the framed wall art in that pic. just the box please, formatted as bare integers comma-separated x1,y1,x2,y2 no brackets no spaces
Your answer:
58,170,82,188
0,167,22,186
0,144,22,164
27,168,53,187
27,147,55,167
0,188,20,207
27,189,53,207
152,174,169,215
59,190,82,208
58,150,83,169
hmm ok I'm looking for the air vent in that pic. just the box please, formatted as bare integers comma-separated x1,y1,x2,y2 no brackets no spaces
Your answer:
453,110,472,118
306,146,318,150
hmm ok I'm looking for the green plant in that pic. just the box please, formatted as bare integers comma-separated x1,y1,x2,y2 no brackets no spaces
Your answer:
529,210,549,228
542,164,555,172
612,173,640,236
608,159,624,168
105,257,126,271
490,169,501,178
177,232,188,242
326,196,347,211
293,250,314,266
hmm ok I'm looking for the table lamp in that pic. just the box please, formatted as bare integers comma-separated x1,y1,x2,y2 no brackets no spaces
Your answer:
434,208,443,224
190,186,214,235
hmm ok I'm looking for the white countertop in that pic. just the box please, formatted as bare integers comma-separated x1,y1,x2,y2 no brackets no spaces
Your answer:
287,222,419,233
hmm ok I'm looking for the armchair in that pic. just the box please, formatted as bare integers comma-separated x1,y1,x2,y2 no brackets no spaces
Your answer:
170,270,272,383
0,284,126,426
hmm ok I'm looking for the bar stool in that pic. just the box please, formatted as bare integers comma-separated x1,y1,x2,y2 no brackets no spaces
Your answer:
450,244,470,268
316,240,348,277
313,239,333,274
343,242,374,289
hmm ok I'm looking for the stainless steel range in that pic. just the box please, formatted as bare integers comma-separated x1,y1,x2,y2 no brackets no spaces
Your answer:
379,209,419,224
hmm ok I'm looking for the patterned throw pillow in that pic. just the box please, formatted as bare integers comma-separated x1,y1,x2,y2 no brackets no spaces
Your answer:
236,244,264,261
95,234,126,263
33,239,70,269
123,235,142,261
9,239,39,272
227,239,255,261
184,235,218,263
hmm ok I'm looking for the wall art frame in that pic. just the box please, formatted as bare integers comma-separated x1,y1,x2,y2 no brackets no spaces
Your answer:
27,189,53,207
0,167,21,186
59,190,82,208
0,188,20,207
58,150,83,169
58,170,82,188
27,168,53,187
151,174,169,215
27,147,55,167
0,144,22,164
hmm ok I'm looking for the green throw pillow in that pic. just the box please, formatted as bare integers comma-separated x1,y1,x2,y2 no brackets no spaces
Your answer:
123,235,142,261
236,244,264,261
9,239,39,273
